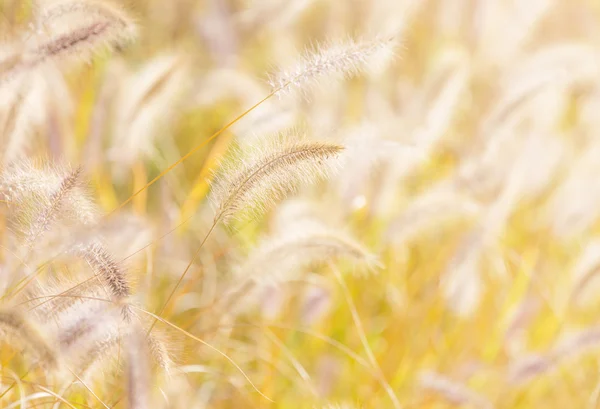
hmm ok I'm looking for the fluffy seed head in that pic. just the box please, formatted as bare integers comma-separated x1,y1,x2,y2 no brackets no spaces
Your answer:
210,136,344,224
0,308,58,370
25,166,82,246
268,36,397,98
0,159,98,253
76,241,131,319
0,0,136,84
146,331,174,375
240,223,379,283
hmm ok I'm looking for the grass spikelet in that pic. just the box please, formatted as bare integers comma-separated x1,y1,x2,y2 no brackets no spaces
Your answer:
0,159,97,231
0,0,136,84
39,0,135,32
0,65,74,163
146,331,174,375
109,53,189,167
36,21,116,57
268,36,397,98
385,182,481,245
211,137,344,224
55,303,118,351
77,329,122,376
27,273,103,320
0,308,58,369
77,241,131,318
0,159,65,203
240,223,378,284
219,218,376,316
26,166,82,246
59,312,101,350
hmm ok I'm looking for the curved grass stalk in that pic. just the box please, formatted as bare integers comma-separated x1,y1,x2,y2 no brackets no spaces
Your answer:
263,328,318,397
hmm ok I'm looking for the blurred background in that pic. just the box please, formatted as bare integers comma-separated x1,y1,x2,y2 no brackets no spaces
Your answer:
2,0,600,408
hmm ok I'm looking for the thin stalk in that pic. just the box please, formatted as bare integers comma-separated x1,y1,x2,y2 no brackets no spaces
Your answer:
109,92,276,215
330,263,403,409
146,220,218,334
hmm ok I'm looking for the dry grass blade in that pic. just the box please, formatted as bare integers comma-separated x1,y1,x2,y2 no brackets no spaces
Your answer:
211,139,344,224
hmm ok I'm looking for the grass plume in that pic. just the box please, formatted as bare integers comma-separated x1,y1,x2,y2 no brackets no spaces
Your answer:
26,166,82,246
0,0,136,84
0,308,58,370
78,241,131,318
269,36,398,98
240,223,378,283
211,137,344,224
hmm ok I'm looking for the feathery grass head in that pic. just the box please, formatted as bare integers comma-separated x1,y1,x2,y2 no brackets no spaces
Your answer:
108,53,190,170
57,304,116,350
0,308,58,370
240,222,379,284
146,330,175,375
38,0,136,29
210,135,344,225
53,303,126,377
25,166,82,245
76,240,131,319
0,159,98,252
0,0,136,85
35,0,136,55
268,36,398,98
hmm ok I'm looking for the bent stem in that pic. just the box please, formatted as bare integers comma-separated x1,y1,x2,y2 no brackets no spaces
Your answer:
146,220,218,334
329,262,403,409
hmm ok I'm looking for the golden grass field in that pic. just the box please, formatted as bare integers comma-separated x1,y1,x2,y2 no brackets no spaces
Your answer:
1,0,600,408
